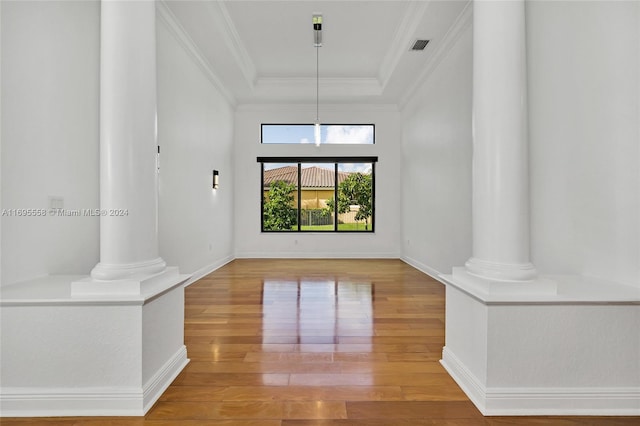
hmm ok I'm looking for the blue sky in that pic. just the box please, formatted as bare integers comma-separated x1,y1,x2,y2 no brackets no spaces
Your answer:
262,124,374,145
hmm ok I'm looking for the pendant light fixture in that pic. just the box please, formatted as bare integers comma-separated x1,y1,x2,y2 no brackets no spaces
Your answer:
313,14,322,146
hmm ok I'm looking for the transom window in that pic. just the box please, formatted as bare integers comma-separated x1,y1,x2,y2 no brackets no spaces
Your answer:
261,124,375,145
258,157,377,232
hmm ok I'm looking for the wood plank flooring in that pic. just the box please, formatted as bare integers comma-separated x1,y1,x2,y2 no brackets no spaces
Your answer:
2,259,638,425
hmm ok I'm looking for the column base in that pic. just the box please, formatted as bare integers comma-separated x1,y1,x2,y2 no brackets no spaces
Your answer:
1,272,191,417
440,279,640,415
465,257,538,282
72,266,182,298
441,345,640,416
446,267,557,301
89,257,167,281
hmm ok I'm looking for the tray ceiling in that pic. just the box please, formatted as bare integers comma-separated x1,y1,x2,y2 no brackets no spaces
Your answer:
161,0,471,106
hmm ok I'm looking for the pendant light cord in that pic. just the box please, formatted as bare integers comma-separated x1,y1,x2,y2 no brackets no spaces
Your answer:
316,44,319,122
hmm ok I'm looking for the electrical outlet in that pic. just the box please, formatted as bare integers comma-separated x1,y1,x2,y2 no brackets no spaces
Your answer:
49,196,64,210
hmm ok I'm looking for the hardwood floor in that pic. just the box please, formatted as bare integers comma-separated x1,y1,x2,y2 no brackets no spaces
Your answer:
2,259,638,425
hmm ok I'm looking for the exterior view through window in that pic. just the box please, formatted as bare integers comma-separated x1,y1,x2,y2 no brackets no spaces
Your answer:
258,157,377,232
262,124,374,145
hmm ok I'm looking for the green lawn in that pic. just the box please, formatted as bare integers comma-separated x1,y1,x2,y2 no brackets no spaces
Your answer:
300,223,371,231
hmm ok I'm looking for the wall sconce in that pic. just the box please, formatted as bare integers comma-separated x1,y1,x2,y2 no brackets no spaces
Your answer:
213,170,219,189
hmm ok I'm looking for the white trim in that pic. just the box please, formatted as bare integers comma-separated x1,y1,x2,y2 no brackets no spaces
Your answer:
440,346,489,412
442,269,640,305
89,257,166,282
183,255,235,287
378,1,431,89
143,345,189,413
236,103,399,113
208,1,257,88
156,1,237,107
441,347,640,416
399,0,472,109
253,77,383,98
71,268,190,300
1,271,190,307
0,346,189,417
0,388,143,417
400,255,447,284
234,251,400,259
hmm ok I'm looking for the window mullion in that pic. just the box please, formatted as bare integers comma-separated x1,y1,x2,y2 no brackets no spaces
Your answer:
260,162,265,232
334,163,338,232
297,163,302,232
371,162,375,232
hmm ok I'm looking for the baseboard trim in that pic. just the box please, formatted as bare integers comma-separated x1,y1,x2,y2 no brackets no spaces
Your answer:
183,255,234,287
0,346,189,417
440,346,488,412
441,346,640,416
235,252,400,259
401,255,447,284
0,387,143,417
143,345,189,413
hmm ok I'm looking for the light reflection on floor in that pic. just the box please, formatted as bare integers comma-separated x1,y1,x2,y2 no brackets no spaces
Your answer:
261,279,373,350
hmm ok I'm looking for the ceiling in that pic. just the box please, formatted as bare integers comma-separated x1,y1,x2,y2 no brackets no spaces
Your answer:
161,0,471,106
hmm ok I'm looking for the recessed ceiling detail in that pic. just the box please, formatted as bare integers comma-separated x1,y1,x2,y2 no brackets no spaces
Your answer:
410,39,430,51
163,0,470,105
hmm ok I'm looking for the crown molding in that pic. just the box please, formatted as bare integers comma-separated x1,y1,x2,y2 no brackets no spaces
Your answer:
255,77,383,95
398,0,472,109
206,1,257,89
253,77,383,101
156,1,237,107
236,103,399,113
377,0,431,90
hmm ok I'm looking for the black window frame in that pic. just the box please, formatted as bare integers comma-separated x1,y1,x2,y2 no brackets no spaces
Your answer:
258,156,378,233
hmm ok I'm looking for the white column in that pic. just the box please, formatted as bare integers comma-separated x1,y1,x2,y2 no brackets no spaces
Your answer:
464,0,536,281
91,0,166,280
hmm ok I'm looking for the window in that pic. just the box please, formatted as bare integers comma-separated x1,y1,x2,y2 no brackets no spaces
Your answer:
262,124,374,145
258,157,377,232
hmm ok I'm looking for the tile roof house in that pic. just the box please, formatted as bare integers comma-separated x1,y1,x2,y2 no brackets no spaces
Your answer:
263,165,352,189
263,166,353,211
263,166,367,226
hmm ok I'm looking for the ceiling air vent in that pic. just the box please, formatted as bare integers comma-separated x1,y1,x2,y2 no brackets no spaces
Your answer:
410,39,430,51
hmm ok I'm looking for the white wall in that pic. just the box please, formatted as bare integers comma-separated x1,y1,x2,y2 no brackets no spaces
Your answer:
438,2,640,415
157,15,235,276
401,1,640,289
400,24,473,276
234,104,402,258
0,1,100,286
528,0,640,288
0,1,236,286
1,1,4,286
